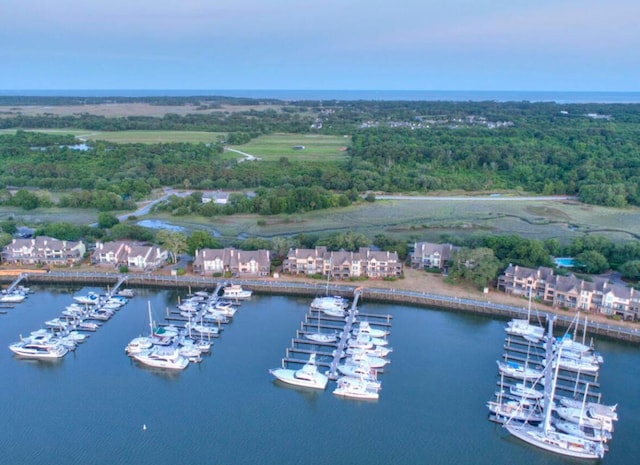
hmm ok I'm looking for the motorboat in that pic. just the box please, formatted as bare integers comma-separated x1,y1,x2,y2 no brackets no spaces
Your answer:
152,325,180,345
554,406,615,433
44,318,72,330
351,321,388,339
133,346,189,370
203,311,230,324
552,419,612,443
222,284,252,300
125,336,154,355
211,300,238,316
77,321,100,331
337,359,378,382
0,292,27,303
346,345,393,358
346,350,389,369
117,288,135,298
347,333,388,349
178,343,203,363
9,341,68,359
73,292,101,305
65,331,88,344
269,353,328,390
184,322,220,337
333,376,380,400
556,397,618,422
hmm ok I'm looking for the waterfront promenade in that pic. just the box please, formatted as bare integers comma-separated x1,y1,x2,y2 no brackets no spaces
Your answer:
3,269,639,343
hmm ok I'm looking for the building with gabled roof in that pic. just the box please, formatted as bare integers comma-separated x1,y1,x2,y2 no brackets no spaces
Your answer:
2,236,86,266
282,246,402,279
92,241,168,271
498,264,640,320
411,242,458,270
192,247,270,277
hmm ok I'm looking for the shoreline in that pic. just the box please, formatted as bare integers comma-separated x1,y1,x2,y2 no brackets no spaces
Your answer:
4,269,639,344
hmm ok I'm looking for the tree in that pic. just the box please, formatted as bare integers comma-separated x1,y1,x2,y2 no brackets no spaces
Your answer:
575,250,609,274
447,247,501,289
619,260,640,280
0,232,12,248
186,230,220,256
11,190,40,210
97,212,120,229
156,230,187,264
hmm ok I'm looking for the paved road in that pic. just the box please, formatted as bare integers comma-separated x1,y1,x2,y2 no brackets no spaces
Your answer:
117,188,191,221
374,194,577,201
225,147,260,161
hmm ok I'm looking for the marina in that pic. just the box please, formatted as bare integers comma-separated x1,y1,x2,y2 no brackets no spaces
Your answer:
0,286,637,464
490,313,618,459
270,288,393,398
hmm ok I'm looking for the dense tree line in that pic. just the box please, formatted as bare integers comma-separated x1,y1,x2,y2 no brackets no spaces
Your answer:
445,234,640,285
1,100,640,208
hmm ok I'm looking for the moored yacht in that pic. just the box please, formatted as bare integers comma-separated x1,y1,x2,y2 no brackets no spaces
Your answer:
269,353,328,390
351,321,388,339
222,284,252,300
125,336,154,355
333,376,380,400
9,341,68,359
133,346,189,370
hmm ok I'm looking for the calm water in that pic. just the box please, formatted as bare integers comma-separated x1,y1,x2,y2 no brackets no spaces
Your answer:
0,285,638,465
2,89,640,103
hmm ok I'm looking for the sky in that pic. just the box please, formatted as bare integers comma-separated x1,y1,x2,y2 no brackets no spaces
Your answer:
1,0,638,91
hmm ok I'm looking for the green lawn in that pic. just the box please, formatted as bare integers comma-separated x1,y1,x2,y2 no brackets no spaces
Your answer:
228,133,350,161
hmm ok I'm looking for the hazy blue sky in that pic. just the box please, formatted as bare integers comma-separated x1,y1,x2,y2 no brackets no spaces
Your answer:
1,0,638,91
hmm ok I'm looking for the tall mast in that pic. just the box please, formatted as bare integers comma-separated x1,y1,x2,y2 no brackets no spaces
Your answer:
542,315,557,434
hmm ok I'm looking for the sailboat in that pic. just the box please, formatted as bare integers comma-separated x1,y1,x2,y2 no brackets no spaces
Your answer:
505,286,545,343
304,312,338,343
125,301,155,355
504,318,607,460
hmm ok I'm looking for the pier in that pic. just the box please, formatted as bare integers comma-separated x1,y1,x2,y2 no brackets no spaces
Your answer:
107,275,128,297
4,273,28,294
326,288,362,380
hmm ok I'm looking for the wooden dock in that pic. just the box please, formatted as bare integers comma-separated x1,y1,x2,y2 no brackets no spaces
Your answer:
4,273,28,294
326,289,362,380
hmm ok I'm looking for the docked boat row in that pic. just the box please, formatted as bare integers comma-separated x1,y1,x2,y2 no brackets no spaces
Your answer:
8,288,132,360
0,285,31,305
270,290,392,401
491,313,618,460
125,284,250,371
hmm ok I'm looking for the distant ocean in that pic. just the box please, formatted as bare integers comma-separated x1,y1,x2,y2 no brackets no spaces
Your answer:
1,89,640,103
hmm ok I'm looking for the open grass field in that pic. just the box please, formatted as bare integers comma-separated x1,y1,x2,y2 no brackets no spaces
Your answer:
228,133,350,161
0,128,226,144
0,102,283,118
